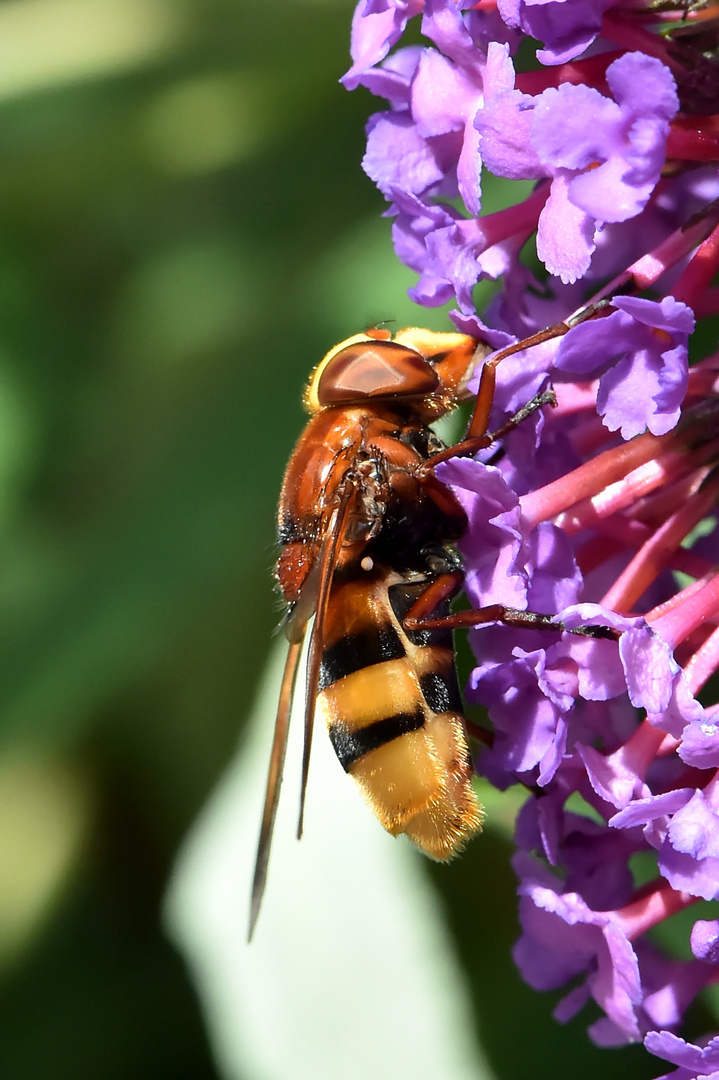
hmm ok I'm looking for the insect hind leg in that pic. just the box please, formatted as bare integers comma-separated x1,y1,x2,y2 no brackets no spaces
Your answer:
398,570,618,641
404,600,619,641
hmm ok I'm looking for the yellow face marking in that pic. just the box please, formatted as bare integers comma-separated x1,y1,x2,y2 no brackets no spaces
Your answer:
393,328,476,355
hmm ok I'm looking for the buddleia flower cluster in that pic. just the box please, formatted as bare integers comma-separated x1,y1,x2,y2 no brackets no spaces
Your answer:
344,0,719,1071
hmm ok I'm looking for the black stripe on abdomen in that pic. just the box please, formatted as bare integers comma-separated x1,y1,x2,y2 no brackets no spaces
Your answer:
319,625,405,691
329,709,425,772
420,669,463,715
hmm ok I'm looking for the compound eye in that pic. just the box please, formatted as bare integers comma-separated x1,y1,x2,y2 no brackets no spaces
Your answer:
315,340,439,406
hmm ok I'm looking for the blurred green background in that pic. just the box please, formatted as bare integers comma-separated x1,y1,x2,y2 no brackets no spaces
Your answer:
0,1,685,1078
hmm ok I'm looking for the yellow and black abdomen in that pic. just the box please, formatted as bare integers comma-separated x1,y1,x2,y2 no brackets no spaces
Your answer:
317,565,483,859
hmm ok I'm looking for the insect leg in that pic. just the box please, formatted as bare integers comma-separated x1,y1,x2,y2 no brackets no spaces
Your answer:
398,572,617,641
465,300,612,440
396,573,616,640
399,570,465,625
421,387,558,475
249,634,305,942
405,603,619,640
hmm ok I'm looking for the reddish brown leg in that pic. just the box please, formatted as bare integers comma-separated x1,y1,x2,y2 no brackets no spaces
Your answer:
464,717,492,745
401,571,465,626
405,601,619,640
401,576,618,640
467,322,567,440
422,387,557,473
412,471,468,530
418,309,609,486
465,300,611,441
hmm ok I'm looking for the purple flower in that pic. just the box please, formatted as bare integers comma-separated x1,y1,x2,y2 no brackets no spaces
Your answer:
554,296,694,439
577,740,653,811
344,0,717,327
477,48,679,282
390,191,485,310
436,455,584,610
341,0,719,1066
609,788,719,901
516,790,639,909
618,622,704,735
496,0,615,65
679,718,719,770
645,1031,719,1080
435,389,719,1043
661,788,719,901
513,853,644,1043
343,0,424,90
531,57,679,222
364,110,451,201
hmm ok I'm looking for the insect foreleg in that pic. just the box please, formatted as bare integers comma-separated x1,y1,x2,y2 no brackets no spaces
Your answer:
421,388,557,474
465,300,612,440
486,387,557,443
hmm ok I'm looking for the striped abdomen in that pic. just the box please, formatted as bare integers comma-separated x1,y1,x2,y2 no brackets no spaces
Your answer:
317,564,483,859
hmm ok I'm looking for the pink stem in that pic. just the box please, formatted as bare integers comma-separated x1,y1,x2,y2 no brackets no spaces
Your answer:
666,126,719,164
600,479,719,613
592,215,716,303
515,52,621,96
550,450,691,536
613,720,667,781
576,520,712,581
479,187,547,246
684,624,719,695
649,572,719,651
616,881,696,941
551,381,599,417
692,287,719,319
601,12,681,71
520,430,678,528
673,223,719,309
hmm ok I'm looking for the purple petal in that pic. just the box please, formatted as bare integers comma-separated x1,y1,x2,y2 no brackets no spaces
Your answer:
609,789,694,829
411,48,479,138
659,842,719,901
577,742,653,810
531,82,620,172
679,720,719,769
343,0,424,89
536,172,595,283
421,0,486,75
457,115,483,215
645,1030,719,1072
569,152,655,223
613,294,695,335
475,44,541,179
691,920,719,964
668,790,719,860
606,52,679,123
437,457,529,607
363,112,447,197
619,626,676,712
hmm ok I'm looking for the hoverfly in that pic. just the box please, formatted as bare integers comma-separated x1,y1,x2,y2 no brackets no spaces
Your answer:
249,321,580,939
